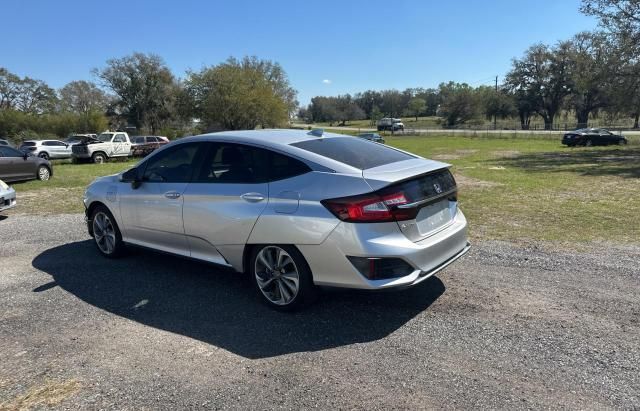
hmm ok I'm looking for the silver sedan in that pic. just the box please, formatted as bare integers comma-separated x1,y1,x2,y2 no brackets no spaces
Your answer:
83,130,469,310
0,179,16,212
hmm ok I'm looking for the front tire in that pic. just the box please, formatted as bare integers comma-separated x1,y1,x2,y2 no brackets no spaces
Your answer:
92,152,107,164
36,165,51,181
250,245,316,311
90,205,125,258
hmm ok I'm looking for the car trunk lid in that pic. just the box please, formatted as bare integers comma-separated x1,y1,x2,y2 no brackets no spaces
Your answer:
363,159,458,242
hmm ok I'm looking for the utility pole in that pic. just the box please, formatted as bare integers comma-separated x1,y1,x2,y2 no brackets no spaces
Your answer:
494,75,498,130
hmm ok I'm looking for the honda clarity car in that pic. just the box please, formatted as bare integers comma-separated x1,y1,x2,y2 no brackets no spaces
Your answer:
562,128,627,147
83,129,469,310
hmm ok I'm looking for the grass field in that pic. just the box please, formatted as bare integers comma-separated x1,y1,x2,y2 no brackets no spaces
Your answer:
5,136,639,244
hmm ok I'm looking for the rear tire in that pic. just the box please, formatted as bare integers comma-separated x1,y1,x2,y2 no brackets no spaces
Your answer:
36,165,50,181
249,245,316,311
38,152,49,160
90,205,125,258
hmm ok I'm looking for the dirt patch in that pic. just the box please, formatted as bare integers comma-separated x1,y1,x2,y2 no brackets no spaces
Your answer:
491,150,521,158
7,187,84,215
432,149,479,160
432,154,461,160
454,174,502,189
0,379,81,410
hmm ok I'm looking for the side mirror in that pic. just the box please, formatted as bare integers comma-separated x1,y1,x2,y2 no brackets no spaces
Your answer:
120,167,142,189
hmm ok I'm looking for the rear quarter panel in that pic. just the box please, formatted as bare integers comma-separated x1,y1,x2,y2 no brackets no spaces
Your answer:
248,171,372,245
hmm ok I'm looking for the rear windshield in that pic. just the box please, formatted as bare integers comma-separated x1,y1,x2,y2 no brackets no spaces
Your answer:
291,137,414,169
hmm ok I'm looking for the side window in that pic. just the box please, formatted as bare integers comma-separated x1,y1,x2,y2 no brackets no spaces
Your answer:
43,141,54,146
0,147,23,157
196,143,268,184
148,137,158,143
195,143,310,183
270,151,311,181
113,134,126,143
142,143,201,183
134,137,145,144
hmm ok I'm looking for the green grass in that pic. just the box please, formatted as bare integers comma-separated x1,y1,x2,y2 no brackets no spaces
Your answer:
6,137,640,244
388,135,640,244
9,159,137,214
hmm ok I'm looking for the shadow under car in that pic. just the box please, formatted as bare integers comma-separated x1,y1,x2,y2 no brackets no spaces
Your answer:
32,240,446,359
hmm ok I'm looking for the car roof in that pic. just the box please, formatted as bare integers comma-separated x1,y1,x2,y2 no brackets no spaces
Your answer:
173,129,380,174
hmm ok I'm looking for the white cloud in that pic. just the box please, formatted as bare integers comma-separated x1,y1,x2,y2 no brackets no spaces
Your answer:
322,79,332,84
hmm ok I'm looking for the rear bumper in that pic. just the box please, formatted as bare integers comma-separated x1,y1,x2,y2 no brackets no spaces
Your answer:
0,187,17,212
299,209,469,290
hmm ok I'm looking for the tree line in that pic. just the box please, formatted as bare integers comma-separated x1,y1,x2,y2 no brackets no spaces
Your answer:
0,55,297,141
1,0,638,140
300,0,640,130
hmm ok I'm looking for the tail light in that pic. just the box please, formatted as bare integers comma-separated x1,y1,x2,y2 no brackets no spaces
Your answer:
322,190,418,223
322,169,458,223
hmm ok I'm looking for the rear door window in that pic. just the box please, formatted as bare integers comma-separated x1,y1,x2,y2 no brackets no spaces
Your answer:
195,143,311,184
291,137,414,169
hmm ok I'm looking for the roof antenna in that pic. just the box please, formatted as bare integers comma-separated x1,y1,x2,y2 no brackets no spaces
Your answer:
308,128,324,137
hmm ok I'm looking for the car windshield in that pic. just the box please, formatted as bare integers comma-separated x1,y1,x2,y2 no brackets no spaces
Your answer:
291,137,414,169
97,133,113,142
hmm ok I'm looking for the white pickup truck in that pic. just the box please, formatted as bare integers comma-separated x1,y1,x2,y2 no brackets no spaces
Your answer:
71,131,132,163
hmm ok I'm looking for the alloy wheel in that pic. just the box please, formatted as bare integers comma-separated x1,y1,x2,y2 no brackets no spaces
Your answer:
93,212,116,255
254,246,300,306
38,166,50,180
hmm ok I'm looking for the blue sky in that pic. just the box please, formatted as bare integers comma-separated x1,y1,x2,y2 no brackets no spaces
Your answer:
2,0,597,105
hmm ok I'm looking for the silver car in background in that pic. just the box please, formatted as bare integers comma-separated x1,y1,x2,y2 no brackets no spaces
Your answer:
20,139,72,160
83,129,469,310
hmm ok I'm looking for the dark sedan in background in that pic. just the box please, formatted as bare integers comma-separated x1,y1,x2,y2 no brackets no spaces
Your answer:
562,128,628,147
0,146,52,182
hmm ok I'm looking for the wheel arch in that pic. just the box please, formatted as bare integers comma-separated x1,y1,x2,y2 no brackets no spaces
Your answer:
86,200,117,237
92,151,108,159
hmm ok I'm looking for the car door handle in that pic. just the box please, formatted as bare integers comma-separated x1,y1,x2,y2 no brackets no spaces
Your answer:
241,193,265,202
164,191,181,199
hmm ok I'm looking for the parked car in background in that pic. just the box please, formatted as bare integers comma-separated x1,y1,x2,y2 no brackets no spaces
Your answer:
83,129,469,310
357,133,385,144
0,146,52,182
377,118,404,132
19,140,72,160
72,131,132,163
130,135,170,157
0,139,12,147
0,178,17,213
562,128,628,147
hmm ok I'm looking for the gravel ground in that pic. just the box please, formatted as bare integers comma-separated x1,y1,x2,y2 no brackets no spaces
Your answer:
0,214,639,409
